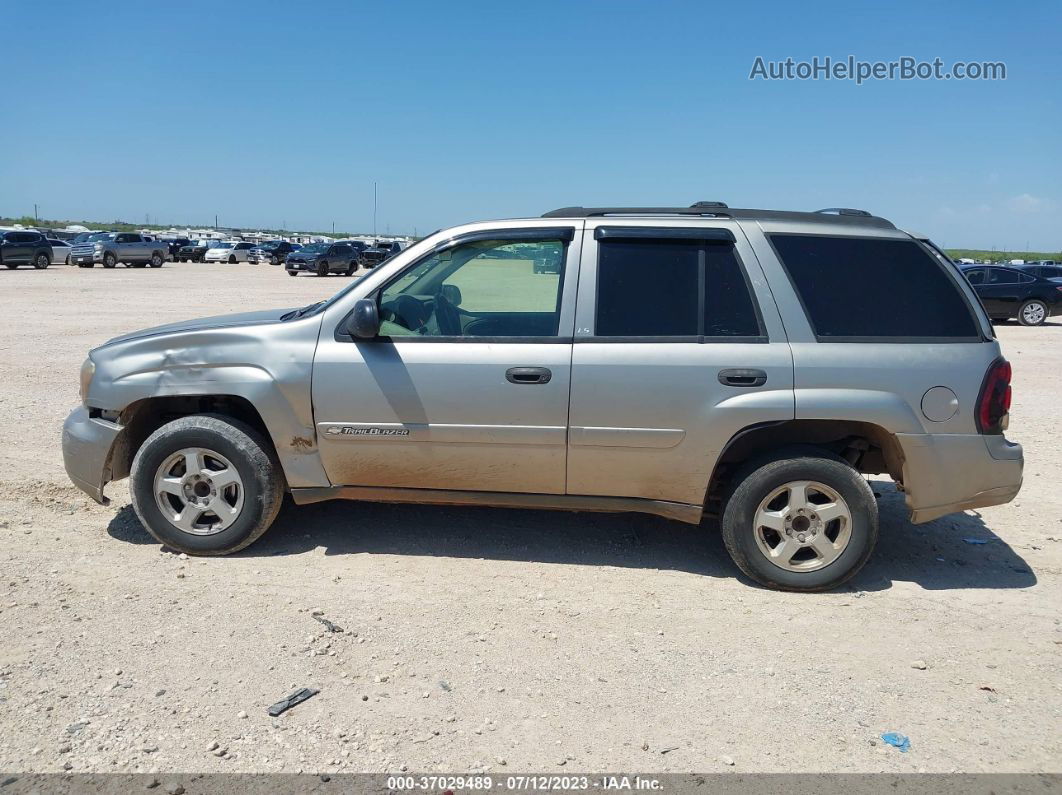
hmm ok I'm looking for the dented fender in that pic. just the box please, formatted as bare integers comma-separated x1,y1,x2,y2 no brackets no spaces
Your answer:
79,310,331,491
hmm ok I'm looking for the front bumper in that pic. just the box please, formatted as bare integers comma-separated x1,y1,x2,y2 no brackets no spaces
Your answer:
286,260,315,271
62,406,123,505
896,432,1023,523
72,253,104,264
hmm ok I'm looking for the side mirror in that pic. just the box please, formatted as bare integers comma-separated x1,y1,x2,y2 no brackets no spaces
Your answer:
346,298,380,339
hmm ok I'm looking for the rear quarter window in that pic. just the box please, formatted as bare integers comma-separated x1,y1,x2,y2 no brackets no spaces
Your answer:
769,234,981,341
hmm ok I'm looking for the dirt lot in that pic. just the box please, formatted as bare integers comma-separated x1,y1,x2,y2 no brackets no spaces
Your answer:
0,261,1059,775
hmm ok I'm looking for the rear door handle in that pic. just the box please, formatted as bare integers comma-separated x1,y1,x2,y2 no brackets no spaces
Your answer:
718,368,768,387
506,367,552,385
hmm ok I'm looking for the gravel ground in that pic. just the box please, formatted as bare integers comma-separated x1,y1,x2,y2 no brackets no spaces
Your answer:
0,261,1059,775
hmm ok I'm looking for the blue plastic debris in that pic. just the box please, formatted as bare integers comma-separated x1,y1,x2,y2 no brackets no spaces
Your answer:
881,732,911,752
962,538,989,545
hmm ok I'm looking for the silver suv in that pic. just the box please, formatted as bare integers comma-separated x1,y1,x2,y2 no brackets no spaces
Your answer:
62,202,1023,591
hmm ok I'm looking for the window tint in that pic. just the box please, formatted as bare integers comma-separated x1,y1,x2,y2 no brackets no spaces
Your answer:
987,268,1021,285
963,268,985,285
595,240,761,338
378,238,567,338
770,235,979,340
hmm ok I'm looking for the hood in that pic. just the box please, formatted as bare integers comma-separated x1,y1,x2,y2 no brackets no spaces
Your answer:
99,308,297,348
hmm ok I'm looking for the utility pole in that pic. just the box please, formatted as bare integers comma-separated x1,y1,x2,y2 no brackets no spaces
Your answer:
332,221,335,236
215,215,218,230
33,204,38,222
373,182,378,237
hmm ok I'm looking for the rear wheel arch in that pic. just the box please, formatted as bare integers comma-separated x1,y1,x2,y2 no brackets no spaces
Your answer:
704,419,904,516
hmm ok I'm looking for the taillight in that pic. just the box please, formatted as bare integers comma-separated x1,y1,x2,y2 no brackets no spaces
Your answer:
976,358,1012,434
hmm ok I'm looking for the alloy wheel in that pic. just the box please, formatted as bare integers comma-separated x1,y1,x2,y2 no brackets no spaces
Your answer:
753,480,852,572
153,447,244,536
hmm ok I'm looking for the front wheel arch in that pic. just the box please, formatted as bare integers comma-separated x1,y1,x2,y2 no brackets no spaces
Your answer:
110,395,279,484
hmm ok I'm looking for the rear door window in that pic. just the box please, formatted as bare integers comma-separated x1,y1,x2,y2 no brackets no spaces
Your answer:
769,234,981,341
595,237,762,339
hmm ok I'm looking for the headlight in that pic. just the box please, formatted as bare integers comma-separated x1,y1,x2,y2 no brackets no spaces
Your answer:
93,243,104,251
79,358,96,404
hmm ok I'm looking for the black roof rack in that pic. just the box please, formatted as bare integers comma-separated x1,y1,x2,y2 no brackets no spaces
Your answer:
541,203,894,229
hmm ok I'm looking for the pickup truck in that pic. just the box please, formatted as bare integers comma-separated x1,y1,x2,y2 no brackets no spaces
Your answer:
358,240,406,268
70,233,169,268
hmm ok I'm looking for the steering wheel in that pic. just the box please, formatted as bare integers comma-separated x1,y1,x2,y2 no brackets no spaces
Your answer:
392,294,430,331
433,290,462,336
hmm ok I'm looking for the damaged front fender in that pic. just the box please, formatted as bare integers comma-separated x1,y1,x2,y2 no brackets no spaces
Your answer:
71,312,331,501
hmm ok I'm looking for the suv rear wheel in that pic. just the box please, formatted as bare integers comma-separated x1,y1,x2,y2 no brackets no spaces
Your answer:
130,415,284,556
720,452,878,591
34,252,50,269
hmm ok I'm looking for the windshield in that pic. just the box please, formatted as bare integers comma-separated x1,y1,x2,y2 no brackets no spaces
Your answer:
299,243,327,254
215,242,235,249
259,241,281,249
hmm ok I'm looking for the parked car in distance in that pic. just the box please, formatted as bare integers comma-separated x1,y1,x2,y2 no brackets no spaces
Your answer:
70,232,168,268
204,241,257,264
47,237,72,265
64,201,1023,592
358,240,406,268
163,238,191,261
1,230,53,269
336,239,368,262
1016,262,1062,281
248,240,298,265
961,264,1062,326
176,239,212,262
285,242,358,276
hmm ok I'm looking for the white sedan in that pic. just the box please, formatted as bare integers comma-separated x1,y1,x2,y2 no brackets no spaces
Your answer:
47,238,72,265
203,241,256,263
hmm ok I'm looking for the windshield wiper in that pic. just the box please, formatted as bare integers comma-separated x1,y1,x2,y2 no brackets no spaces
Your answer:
281,301,325,321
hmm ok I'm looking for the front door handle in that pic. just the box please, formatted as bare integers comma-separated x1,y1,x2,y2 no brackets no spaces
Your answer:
506,367,552,385
718,368,768,387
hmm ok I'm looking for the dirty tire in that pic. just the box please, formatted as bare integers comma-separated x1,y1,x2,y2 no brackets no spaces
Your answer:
720,452,878,592
130,415,284,556
149,252,164,268
103,253,116,268
34,253,50,269
286,269,298,277
345,262,356,276
317,261,328,277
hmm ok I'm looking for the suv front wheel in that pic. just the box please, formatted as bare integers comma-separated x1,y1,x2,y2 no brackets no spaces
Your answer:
720,452,878,591
130,415,284,556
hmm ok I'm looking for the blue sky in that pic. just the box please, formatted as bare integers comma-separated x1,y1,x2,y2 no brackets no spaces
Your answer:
2,0,1059,249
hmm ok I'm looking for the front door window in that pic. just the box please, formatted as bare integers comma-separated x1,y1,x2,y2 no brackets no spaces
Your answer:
378,238,566,338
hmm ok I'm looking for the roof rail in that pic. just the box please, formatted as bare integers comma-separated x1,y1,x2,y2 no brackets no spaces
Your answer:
542,206,732,218
540,204,895,229
814,207,872,217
